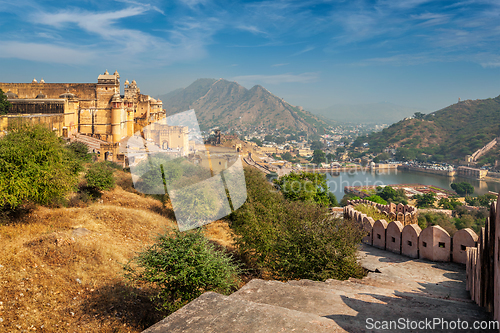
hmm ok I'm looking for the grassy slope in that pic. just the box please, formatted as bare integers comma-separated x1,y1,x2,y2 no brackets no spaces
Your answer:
366,95,500,161
0,170,235,333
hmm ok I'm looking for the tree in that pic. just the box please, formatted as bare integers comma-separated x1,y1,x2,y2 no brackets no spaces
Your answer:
376,186,408,205
365,195,387,205
450,182,474,196
264,134,274,142
310,140,324,150
438,197,461,210
413,112,426,120
85,161,116,191
250,138,263,146
275,136,286,145
0,89,11,115
281,151,293,161
312,149,326,165
67,141,92,162
0,125,80,209
231,167,365,281
414,192,436,208
274,171,331,206
328,192,339,207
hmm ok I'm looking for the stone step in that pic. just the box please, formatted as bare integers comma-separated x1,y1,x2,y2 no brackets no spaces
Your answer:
231,279,492,329
347,272,471,301
142,291,347,333
287,279,485,318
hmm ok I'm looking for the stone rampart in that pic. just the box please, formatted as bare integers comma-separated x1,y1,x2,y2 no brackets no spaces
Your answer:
466,198,500,321
345,195,500,322
344,200,479,264
347,199,418,226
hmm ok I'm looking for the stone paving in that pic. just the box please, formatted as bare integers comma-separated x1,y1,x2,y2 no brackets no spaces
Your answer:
143,244,496,333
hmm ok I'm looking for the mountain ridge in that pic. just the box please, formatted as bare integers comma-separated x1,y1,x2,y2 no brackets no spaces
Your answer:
157,79,333,133
361,95,500,162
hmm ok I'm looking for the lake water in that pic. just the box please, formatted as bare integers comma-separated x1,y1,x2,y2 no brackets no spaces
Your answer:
324,169,500,200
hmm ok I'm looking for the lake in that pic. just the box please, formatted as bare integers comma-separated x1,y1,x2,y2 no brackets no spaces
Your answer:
324,169,500,201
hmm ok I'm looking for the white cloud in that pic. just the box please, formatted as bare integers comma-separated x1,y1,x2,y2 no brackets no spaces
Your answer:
291,46,315,57
0,41,95,64
272,63,289,67
232,72,320,86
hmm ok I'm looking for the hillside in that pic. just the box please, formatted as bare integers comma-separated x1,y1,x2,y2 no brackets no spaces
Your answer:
362,95,500,162
310,102,422,125
0,170,235,333
157,79,333,133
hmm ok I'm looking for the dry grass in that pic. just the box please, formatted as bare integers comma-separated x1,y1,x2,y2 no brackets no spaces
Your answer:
0,170,237,332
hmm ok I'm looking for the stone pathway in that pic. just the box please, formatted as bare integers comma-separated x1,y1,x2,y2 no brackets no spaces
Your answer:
143,244,496,332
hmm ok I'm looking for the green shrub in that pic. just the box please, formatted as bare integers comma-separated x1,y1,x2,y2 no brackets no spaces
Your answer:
0,124,80,209
67,141,91,162
85,161,115,191
124,228,241,312
231,168,365,281
365,195,387,205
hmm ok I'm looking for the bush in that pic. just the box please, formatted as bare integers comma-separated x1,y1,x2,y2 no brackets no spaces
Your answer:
274,171,330,206
0,124,80,209
67,141,91,162
365,195,387,205
231,168,365,281
85,161,115,191
124,228,241,312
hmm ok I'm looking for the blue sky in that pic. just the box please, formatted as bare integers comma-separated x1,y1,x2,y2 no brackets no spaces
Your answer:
0,0,499,112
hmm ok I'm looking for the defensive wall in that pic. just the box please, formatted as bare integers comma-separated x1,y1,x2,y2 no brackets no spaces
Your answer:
470,137,498,162
466,197,500,322
345,195,500,322
346,199,418,225
344,200,477,264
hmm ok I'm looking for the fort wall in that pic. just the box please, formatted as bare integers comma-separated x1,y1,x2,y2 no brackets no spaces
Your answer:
0,83,97,101
345,194,500,321
343,201,479,265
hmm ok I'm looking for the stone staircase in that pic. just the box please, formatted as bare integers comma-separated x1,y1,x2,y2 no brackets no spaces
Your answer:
142,244,496,332
70,133,108,152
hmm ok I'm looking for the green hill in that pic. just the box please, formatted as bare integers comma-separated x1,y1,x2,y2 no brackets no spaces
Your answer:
360,95,500,163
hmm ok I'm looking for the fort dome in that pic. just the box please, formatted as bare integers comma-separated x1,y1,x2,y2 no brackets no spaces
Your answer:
104,70,109,75
124,79,129,85
59,92,76,99
5,91,18,99
114,70,119,77
32,78,38,83
40,78,45,83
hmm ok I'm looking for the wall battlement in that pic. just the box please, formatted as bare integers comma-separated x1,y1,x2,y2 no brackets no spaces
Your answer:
346,194,500,322
346,199,418,226
344,202,478,264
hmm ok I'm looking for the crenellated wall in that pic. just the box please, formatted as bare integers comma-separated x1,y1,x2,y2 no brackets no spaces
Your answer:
345,195,500,321
346,199,418,226
466,198,500,321
343,203,478,265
